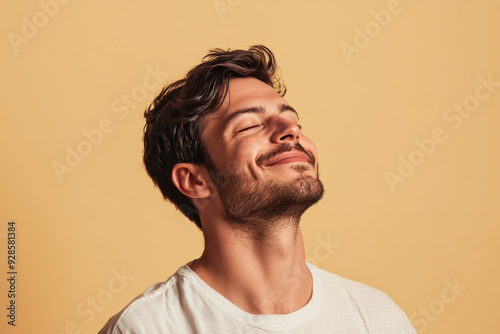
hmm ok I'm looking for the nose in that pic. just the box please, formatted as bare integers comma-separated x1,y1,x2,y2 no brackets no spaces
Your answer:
270,117,301,144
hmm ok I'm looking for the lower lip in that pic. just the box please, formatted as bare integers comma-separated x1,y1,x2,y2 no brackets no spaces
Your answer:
269,157,309,165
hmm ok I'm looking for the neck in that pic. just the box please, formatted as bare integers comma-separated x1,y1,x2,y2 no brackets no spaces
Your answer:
189,217,313,315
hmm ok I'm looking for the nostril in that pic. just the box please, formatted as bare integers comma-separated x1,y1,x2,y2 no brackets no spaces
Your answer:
279,134,295,141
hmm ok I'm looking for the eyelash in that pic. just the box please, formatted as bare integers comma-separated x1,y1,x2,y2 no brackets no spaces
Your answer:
237,125,259,132
237,124,303,133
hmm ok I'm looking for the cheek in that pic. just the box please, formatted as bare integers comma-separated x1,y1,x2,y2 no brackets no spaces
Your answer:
301,135,318,157
225,140,261,173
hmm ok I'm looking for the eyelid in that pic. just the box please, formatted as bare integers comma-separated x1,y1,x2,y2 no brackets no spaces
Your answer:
237,123,302,133
237,124,261,133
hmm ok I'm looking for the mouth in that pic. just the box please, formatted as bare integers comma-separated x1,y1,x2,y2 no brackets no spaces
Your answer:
264,152,311,166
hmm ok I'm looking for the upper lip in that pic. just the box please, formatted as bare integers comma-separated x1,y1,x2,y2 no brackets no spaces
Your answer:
264,151,310,166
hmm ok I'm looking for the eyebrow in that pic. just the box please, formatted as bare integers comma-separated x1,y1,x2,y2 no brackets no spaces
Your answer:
222,103,299,131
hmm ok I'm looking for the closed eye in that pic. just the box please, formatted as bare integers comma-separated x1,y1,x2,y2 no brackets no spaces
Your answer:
237,125,261,133
236,124,301,133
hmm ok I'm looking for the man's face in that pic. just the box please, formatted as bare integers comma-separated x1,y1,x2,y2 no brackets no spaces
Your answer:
201,77,324,233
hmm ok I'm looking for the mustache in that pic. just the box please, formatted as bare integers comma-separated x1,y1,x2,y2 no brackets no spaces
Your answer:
256,142,316,167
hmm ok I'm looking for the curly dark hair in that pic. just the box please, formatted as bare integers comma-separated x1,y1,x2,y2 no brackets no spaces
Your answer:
143,45,286,230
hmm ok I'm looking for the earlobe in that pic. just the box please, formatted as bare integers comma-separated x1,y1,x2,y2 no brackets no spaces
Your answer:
171,163,211,199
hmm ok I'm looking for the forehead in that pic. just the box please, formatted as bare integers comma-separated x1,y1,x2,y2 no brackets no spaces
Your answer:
202,77,290,133
223,77,283,110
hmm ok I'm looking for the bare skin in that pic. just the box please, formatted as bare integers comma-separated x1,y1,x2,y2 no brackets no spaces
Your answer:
189,219,312,314
172,77,320,314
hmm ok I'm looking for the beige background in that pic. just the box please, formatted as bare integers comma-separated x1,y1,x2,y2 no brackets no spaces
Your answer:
1,0,499,333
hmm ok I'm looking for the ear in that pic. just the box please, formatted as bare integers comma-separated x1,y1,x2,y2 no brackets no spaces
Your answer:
171,163,212,199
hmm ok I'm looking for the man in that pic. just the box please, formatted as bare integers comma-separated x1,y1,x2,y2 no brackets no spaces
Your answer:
99,45,416,333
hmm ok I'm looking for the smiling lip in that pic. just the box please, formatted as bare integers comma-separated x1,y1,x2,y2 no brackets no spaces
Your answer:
265,152,310,166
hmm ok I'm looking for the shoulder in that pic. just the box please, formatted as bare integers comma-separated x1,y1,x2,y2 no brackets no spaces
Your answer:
98,268,185,334
308,263,416,333
309,262,399,304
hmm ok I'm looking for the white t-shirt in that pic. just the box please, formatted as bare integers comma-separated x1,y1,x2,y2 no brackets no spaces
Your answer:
99,261,416,333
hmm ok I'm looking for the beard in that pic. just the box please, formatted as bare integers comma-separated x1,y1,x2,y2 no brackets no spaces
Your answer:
204,143,324,239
